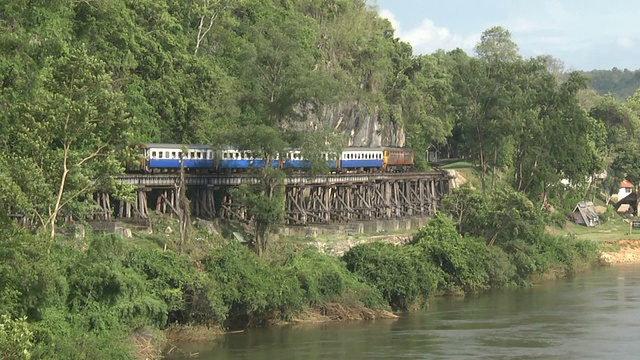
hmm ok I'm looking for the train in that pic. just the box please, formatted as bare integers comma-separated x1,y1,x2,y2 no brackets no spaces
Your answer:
130,143,414,173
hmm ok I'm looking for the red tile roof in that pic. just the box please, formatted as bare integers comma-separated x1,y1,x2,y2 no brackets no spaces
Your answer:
621,179,634,188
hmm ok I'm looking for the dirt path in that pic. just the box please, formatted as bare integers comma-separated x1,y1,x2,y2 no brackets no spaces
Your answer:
600,239,640,264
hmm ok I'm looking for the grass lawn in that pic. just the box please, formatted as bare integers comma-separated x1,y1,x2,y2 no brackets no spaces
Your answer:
550,215,640,243
433,159,483,189
434,159,640,245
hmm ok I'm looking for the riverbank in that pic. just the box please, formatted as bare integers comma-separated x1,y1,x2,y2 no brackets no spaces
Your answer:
600,239,640,264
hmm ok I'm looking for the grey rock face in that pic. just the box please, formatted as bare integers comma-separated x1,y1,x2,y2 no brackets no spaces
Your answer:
291,102,405,147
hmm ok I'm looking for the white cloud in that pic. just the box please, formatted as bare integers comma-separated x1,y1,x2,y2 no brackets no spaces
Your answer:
379,9,400,32
617,37,635,49
379,9,478,55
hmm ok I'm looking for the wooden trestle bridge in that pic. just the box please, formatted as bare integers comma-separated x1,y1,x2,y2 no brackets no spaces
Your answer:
94,171,452,225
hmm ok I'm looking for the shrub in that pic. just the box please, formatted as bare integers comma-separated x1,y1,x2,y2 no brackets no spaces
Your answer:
343,242,440,310
123,247,205,324
64,235,168,330
284,248,388,310
482,245,517,288
413,213,489,292
203,243,305,328
0,315,34,360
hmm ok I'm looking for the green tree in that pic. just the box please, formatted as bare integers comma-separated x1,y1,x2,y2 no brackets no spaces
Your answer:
2,46,134,239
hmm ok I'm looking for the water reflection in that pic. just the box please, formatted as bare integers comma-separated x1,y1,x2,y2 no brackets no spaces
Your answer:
167,265,640,360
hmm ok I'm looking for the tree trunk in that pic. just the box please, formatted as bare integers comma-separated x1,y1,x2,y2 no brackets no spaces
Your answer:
491,145,498,191
49,145,71,242
178,155,190,254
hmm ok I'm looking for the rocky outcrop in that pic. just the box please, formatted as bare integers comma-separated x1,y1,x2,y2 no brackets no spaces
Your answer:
291,102,405,147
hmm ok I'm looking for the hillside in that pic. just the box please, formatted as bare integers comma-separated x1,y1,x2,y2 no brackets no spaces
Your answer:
582,68,640,101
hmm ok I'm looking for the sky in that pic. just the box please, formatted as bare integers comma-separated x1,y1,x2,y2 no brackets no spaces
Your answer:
368,0,640,71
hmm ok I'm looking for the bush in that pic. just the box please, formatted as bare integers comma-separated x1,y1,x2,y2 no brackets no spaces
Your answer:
535,235,601,275
123,247,205,324
284,248,388,310
343,242,440,310
482,245,517,288
203,243,305,328
64,236,168,330
31,307,135,360
413,213,489,292
0,314,34,360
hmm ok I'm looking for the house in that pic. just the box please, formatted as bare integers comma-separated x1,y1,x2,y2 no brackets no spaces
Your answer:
617,179,635,201
573,201,600,227
615,191,637,215
426,144,440,163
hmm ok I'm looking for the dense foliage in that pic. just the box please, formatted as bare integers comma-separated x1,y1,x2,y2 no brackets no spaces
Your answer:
0,0,624,358
583,68,640,101
2,0,639,233
0,222,390,358
343,208,601,311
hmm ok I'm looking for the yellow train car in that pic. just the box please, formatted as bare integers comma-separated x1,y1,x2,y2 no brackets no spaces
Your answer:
382,147,414,172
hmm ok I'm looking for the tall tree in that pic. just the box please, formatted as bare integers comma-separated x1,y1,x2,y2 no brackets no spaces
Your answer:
2,46,133,239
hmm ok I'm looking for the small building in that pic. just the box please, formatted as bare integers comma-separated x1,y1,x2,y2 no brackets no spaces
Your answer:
618,179,635,201
426,144,440,163
573,201,600,227
615,191,637,215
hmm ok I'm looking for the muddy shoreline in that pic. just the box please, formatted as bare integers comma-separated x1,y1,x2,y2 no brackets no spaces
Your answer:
600,239,640,264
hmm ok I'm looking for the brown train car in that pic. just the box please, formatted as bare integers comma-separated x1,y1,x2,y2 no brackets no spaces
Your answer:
383,147,414,172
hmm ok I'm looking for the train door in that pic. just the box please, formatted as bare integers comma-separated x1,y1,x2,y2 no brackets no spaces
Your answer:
382,149,389,171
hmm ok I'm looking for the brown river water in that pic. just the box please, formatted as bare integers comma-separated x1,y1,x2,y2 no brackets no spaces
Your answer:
165,264,640,359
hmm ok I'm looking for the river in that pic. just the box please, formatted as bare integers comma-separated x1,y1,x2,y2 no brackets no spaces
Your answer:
165,264,640,359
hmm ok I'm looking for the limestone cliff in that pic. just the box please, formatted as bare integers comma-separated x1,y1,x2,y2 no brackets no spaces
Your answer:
292,102,405,147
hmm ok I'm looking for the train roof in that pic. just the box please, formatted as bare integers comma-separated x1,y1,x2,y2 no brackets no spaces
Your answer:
140,143,213,149
342,147,385,152
382,146,413,151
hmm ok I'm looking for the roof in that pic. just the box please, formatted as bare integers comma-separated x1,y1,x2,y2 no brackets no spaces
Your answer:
140,143,212,150
573,201,600,227
621,179,634,188
342,147,384,152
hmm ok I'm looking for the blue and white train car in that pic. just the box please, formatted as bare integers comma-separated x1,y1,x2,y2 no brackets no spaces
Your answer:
142,143,214,171
217,147,279,170
282,150,310,169
282,150,339,170
339,147,384,170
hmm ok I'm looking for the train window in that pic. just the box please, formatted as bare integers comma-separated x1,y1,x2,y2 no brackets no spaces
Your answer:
158,151,163,159
165,151,169,158
190,151,195,159
197,152,202,159
151,151,157,158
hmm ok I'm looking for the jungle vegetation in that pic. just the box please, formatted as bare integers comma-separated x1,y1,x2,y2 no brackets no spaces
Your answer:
0,0,633,358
